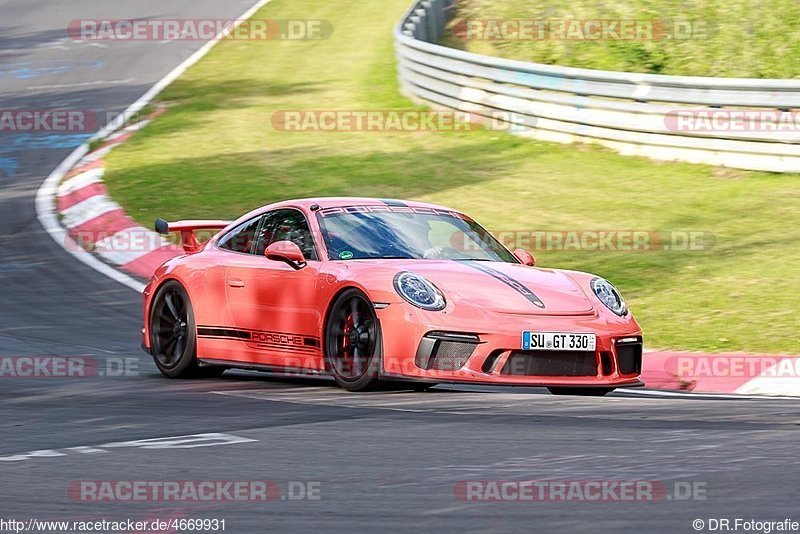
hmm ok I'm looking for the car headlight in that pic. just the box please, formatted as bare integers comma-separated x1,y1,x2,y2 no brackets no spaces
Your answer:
590,278,628,316
393,272,446,311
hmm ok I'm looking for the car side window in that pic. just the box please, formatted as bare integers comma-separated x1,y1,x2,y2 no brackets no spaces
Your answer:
256,209,318,261
217,216,262,254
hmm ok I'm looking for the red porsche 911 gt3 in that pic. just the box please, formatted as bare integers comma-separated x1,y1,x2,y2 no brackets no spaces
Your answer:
142,198,643,395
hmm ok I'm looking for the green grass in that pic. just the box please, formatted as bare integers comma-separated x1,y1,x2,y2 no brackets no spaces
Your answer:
441,0,800,78
102,0,800,354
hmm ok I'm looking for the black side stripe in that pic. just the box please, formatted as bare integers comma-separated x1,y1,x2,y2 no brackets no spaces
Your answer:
197,327,250,339
461,262,546,309
197,327,320,349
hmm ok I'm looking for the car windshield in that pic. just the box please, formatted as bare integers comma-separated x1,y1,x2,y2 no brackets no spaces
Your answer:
316,207,518,262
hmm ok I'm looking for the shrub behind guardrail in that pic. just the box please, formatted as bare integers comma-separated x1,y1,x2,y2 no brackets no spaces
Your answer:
395,0,800,172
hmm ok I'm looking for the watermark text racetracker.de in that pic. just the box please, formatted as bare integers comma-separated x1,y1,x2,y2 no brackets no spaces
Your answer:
270,110,529,132
457,229,715,253
451,18,709,41
665,109,800,132
454,479,707,502
68,480,322,502
0,356,139,378
68,19,333,41
0,110,138,133
668,356,800,379
0,110,98,132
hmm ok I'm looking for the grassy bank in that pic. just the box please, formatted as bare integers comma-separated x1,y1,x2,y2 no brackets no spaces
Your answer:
102,0,800,353
441,0,800,78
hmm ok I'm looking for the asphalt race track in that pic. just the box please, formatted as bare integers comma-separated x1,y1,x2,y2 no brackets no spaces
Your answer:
1,2,799,532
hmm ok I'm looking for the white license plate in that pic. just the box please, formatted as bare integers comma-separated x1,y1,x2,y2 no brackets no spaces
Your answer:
522,331,596,351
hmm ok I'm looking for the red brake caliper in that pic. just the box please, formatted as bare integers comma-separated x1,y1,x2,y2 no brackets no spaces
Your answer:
342,314,353,372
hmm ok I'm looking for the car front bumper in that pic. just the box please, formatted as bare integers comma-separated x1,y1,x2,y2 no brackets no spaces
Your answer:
376,302,644,388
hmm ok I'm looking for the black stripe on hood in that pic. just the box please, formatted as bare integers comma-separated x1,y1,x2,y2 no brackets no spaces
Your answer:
460,262,546,309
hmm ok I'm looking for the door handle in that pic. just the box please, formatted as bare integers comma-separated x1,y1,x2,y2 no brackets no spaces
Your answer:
228,278,245,288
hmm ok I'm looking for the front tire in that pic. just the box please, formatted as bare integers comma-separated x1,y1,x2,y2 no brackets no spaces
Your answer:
324,288,382,392
547,387,613,396
149,280,224,379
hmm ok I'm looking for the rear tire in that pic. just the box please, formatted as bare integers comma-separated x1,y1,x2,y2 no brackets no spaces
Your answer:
149,280,224,379
324,288,382,392
547,387,613,396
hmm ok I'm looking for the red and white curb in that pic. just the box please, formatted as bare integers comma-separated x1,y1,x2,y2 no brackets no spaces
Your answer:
34,0,273,294
56,116,183,280
642,351,800,397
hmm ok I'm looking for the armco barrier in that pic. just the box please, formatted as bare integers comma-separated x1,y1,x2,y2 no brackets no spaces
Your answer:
395,0,800,172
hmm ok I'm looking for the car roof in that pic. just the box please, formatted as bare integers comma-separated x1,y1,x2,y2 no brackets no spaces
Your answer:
228,197,467,229
261,197,460,213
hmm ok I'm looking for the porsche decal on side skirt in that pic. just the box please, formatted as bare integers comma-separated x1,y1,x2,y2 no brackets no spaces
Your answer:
197,326,320,353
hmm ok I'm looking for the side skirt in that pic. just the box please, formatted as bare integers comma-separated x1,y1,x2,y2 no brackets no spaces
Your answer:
198,358,328,376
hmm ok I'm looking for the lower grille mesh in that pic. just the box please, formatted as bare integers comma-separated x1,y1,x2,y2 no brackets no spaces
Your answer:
415,332,478,371
501,351,597,376
428,340,475,371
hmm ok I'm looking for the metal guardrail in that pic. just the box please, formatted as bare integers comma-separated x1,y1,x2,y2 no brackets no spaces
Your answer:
395,0,800,172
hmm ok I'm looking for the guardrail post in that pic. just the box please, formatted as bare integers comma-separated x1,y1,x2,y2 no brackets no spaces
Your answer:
413,9,428,42
427,0,443,41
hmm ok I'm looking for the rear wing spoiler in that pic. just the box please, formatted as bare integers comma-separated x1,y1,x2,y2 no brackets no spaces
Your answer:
155,218,231,253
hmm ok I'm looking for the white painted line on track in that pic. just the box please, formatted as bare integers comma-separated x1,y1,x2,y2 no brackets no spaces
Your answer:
24,78,136,91
616,388,800,400
0,433,257,462
211,388,525,414
34,144,146,292
35,0,274,294
212,386,800,408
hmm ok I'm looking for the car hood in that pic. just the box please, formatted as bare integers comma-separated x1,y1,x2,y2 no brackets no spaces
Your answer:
363,260,596,316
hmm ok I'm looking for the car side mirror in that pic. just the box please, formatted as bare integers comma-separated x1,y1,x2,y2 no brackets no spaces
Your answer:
513,248,535,266
265,241,307,269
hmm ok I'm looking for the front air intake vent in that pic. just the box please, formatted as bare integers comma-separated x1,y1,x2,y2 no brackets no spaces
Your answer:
616,339,642,375
415,332,479,371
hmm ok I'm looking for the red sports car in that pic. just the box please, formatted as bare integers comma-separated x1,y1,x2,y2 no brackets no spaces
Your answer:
142,198,643,395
